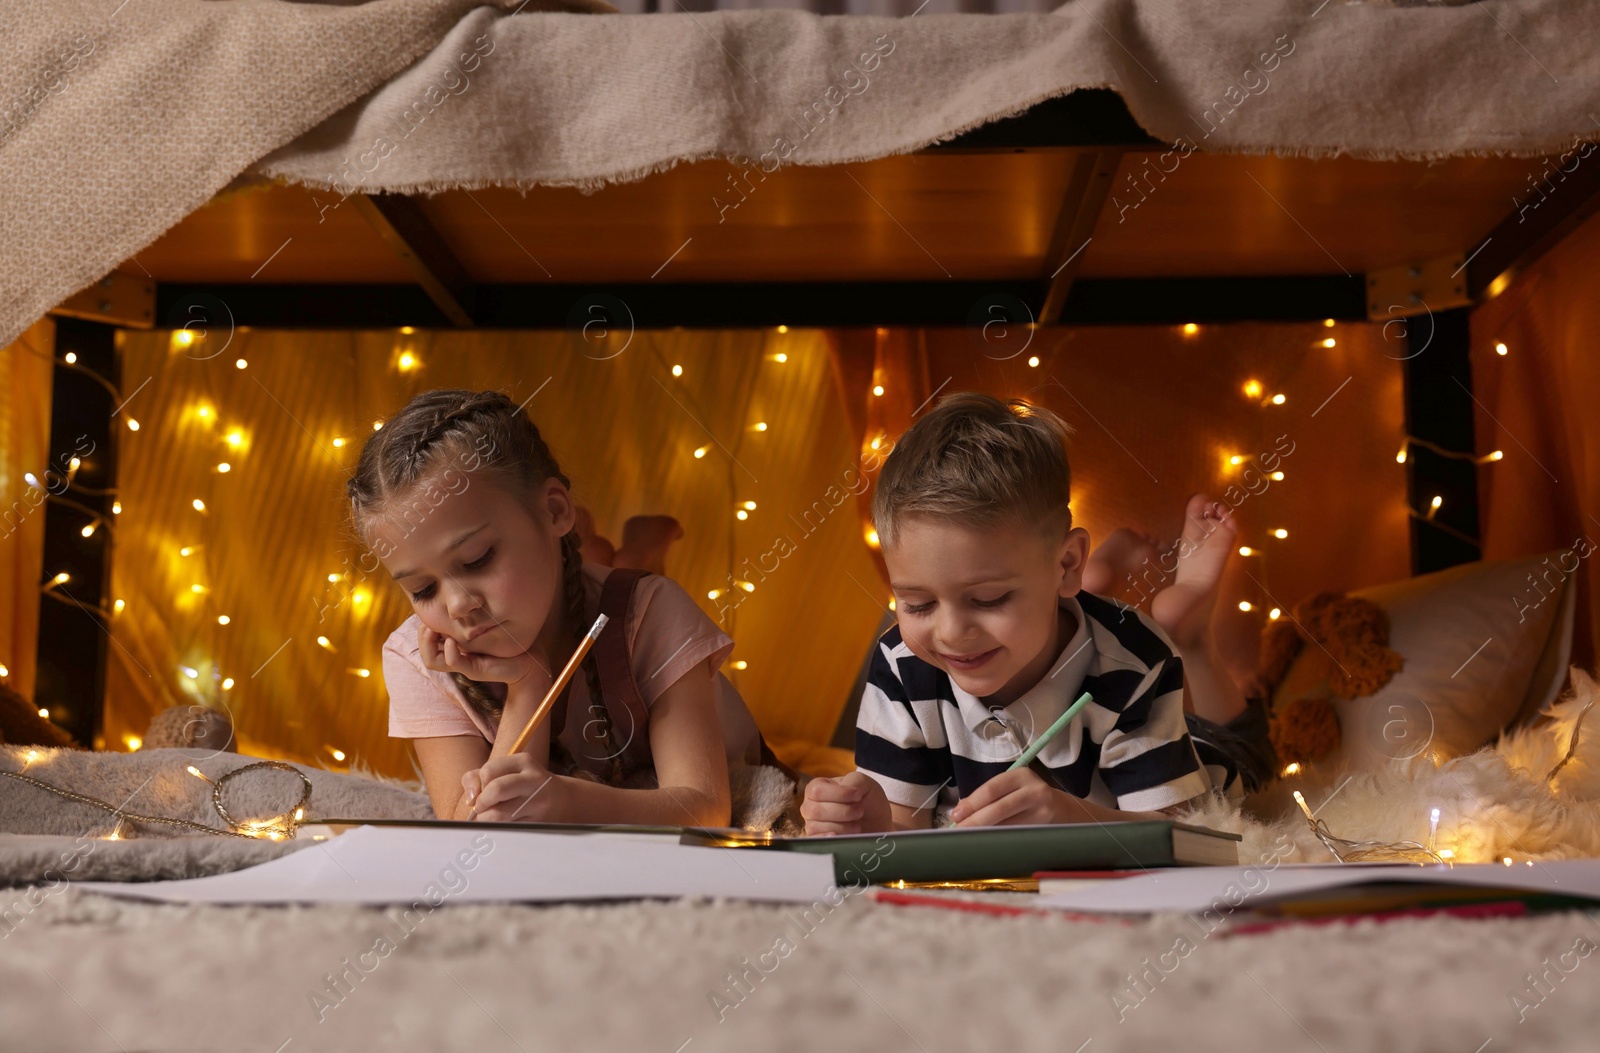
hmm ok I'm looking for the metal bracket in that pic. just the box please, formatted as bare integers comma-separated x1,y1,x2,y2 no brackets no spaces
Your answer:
1365,254,1471,320
51,272,156,328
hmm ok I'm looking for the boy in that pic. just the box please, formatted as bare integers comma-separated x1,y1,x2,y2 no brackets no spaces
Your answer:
801,393,1275,834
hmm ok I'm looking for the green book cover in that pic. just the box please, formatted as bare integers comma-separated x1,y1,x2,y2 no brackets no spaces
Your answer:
681,821,1242,884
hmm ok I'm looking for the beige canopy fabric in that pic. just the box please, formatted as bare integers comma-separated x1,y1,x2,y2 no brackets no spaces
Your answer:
0,0,610,352
256,0,1600,199
5,0,1600,349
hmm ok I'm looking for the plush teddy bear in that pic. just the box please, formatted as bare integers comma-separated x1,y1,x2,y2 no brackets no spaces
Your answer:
1255,591,1406,763
0,683,80,749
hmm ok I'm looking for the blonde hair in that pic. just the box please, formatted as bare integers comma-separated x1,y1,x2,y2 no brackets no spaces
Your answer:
872,392,1074,546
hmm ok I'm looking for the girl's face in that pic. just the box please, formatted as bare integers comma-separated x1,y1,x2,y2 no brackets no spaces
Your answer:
370,469,576,660
883,514,1089,707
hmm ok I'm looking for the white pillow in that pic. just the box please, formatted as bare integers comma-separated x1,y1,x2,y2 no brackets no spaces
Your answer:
1329,551,1578,769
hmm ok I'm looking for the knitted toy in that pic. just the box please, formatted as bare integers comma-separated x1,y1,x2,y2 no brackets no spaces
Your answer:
144,703,236,751
1255,591,1406,763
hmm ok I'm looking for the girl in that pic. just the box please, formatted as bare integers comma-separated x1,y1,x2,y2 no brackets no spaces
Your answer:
349,388,767,825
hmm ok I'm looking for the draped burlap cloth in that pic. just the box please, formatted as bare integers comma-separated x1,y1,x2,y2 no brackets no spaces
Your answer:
4,0,1598,348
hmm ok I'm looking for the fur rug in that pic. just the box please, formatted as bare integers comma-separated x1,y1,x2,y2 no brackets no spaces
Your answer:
5,667,1600,888
0,747,798,885
1180,667,1600,868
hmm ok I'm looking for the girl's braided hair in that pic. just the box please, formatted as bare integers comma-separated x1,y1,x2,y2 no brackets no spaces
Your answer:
346,388,618,780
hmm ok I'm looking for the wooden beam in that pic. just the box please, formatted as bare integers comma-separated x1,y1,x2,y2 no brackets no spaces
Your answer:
1466,144,1600,302
1038,149,1122,325
350,193,477,326
37,318,121,750
1400,307,1482,574
156,276,1366,330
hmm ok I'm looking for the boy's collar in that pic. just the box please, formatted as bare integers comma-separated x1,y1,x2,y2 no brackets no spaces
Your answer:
948,593,1095,733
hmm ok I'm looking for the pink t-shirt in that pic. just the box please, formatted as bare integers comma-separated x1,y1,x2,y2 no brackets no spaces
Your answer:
382,564,762,767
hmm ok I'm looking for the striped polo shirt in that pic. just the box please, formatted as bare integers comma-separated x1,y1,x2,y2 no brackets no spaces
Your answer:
855,590,1216,815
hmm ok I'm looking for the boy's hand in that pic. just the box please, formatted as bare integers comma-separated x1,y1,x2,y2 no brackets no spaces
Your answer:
800,771,892,836
950,768,1075,827
418,623,548,688
464,753,565,822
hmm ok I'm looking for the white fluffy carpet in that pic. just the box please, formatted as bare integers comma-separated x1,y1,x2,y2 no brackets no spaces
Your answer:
5,884,1600,1052
0,747,798,883
7,673,1600,1051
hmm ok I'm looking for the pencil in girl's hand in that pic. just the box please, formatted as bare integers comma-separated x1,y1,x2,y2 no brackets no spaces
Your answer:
468,612,609,819
1006,690,1094,772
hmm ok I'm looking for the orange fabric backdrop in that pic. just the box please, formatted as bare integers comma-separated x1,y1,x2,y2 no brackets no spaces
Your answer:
102,328,884,775
0,319,56,703
842,321,1414,686
99,317,1416,775
1470,209,1600,674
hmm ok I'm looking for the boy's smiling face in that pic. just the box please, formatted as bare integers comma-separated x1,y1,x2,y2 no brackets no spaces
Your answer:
884,515,1090,706
369,469,574,661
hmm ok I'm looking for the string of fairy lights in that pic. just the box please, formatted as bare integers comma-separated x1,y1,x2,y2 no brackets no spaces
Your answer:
7,320,1528,859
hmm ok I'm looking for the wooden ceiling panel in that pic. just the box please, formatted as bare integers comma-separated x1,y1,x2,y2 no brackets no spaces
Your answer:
1082,152,1534,277
117,149,1537,288
416,151,1080,283
125,181,414,283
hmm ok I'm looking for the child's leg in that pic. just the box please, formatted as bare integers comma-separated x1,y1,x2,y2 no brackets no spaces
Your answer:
1150,494,1248,725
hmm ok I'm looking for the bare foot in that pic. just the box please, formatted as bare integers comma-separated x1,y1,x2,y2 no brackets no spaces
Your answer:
1081,527,1164,600
1150,493,1237,651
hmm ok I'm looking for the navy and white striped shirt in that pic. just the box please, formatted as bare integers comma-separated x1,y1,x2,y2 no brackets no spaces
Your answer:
855,591,1217,815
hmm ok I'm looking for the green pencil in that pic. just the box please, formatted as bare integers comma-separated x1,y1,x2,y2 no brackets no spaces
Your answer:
1006,690,1094,771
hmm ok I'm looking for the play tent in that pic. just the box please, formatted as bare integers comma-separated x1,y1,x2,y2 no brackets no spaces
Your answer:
2,0,1596,779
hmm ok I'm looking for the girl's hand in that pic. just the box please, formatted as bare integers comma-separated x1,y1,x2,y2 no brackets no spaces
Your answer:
800,771,892,835
950,768,1071,827
417,623,547,687
463,753,566,823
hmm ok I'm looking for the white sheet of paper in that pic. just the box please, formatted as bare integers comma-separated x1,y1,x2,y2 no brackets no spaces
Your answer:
75,825,838,906
1035,859,1600,913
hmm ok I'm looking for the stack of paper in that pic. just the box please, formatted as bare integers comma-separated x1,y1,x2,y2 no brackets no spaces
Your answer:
75,825,838,905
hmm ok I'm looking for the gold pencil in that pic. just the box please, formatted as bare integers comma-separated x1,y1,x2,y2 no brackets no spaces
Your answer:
468,612,609,819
